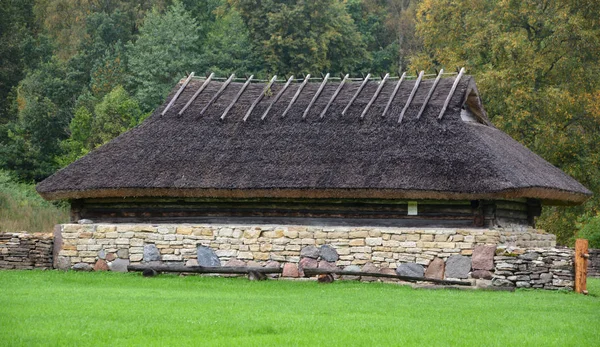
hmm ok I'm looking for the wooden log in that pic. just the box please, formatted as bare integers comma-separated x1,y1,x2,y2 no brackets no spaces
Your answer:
142,268,158,277
320,74,348,118
575,238,588,294
416,69,443,119
261,75,294,120
438,67,465,120
161,72,194,116
281,74,311,118
127,264,282,275
200,74,235,116
303,73,329,119
303,268,471,286
382,72,406,118
244,75,277,122
248,271,268,281
398,71,424,124
342,73,371,116
179,72,214,115
221,75,253,120
361,73,389,118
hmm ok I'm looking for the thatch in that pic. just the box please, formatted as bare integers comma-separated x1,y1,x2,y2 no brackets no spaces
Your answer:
36,74,592,205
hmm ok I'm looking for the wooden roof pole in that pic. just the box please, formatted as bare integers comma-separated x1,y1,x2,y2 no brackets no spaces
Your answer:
161,72,194,116
342,73,371,116
398,71,424,124
320,74,349,118
178,73,214,116
361,73,389,118
281,74,311,118
438,67,465,120
416,69,444,120
200,74,235,116
303,73,329,119
382,72,406,117
261,75,294,121
243,75,277,122
221,75,254,120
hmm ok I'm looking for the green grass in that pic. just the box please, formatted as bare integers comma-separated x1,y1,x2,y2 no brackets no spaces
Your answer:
0,271,598,346
0,171,68,233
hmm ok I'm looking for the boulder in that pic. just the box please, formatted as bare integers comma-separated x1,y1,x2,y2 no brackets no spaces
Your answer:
143,244,160,262
298,257,318,277
282,263,299,278
361,263,380,282
265,260,281,278
319,245,339,262
471,270,493,280
424,258,445,279
472,245,495,270
110,259,129,272
445,255,471,279
197,245,221,267
93,259,109,271
396,263,424,278
300,246,320,259
55,256,71,271
341,265,361,280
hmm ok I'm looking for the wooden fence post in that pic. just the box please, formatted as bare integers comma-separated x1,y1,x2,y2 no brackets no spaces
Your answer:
575,239,589,294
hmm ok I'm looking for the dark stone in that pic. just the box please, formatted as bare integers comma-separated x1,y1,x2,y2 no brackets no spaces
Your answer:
341,265,361,280
472,245,495,270
424,258,445,279
298,257,318,277
492,277,515,287
265,260,281,278
143,244,160,262
318,260,338,270
319,245,339,262
72,262,92,271
248,271,267,281
396,263,424,277
282,263,299,277
520,252,540,261
196,245,221,267
300,246,320,259
471,270,493,280
110,258,129,272
93,259,109,271
445,255,471,279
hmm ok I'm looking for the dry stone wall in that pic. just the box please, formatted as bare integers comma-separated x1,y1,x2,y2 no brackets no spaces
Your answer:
589,249,600,278
0,233,53,269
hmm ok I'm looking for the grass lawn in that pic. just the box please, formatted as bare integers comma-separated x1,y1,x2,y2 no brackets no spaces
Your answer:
0,271,598,346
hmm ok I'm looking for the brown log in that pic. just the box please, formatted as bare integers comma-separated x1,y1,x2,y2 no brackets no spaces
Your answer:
128,265,282,275
575,238,588,294
303,268,471,286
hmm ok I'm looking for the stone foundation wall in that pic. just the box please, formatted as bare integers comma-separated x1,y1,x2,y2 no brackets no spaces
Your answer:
589,249,600,278
0,233,53,269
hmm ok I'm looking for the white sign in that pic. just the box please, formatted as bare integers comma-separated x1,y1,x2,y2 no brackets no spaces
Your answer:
408,201,418,216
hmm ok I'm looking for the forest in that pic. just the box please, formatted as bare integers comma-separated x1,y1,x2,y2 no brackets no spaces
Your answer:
0,0,599,246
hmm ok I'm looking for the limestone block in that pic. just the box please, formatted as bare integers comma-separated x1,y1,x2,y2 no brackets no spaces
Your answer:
365,238,383,246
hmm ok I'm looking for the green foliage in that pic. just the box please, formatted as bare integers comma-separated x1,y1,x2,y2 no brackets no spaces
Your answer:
126,1,200,111
577,214,600,249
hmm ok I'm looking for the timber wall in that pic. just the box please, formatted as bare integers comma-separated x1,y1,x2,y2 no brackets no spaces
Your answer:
0,233,53,269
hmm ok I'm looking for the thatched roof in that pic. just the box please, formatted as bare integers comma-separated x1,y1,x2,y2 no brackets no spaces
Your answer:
37,72,591,205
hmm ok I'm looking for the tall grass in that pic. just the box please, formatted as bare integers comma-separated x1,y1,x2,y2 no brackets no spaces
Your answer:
0,170,68,233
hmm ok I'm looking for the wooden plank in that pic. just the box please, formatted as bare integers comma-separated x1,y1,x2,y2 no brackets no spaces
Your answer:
575,238,588,294
320,74,349,118
398,71,424,124
243,75,277,122
179,72,214,115
303,268,471,286
342,73,371,116
281,74,311,118
438,67,465,120
221,75,253,120
303,73,329,119
416,69,444,119
200,74,235,116
361,73,389,118
261,75,294,120
161,72,194,116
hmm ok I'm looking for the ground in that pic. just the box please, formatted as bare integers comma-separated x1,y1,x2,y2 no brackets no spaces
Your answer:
0,271,598,346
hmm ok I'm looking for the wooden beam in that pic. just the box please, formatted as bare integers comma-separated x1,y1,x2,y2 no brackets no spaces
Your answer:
178,72,214,115
161,72,194,116
243,75,277,122
302,268,471,286
398,71,424,124
342,73,371,116
361,73,389,118
320,74,349,118
127,264,282,275
281,74,311,118
416,69,444,119
221,75,253,120
261,75,294,121
302,73,329,119
575,238,588,294
438,67,465,120
381,72,406,117
200,74,235,116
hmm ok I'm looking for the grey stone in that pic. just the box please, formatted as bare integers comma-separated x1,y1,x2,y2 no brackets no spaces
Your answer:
341,265,361,280
319,245,339,262
471,270,493,280
185,259,199,267
361,263,380,282
396,263,424,277
77,219,93,224
97,249,107,260
72,262,92,271
300,246,320,259
196,246,221,267
424,258,445,279
492,278,515,287
298,257,318,277
472,245,495,270
143,244,161,262
516,281,531,288
116,248,129,259
520,252,540,261
109,258,129,272
55,256,71,270
445,255,471,279
475,279,493,288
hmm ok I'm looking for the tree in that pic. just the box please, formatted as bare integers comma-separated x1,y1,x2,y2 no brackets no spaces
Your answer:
412,0,600,245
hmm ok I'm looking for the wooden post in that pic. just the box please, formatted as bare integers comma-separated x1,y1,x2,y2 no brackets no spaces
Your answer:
575,238,588,294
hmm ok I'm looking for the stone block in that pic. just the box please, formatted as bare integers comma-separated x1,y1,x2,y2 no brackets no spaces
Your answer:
471,270,493,280
424,258,444,279
300,246,320,259
282,263,299,278
298,257,318,277
396,263,424,277
445,255,471,279
349,231,368,238
365,238,383,246
109,259,129,272
72,262,92,271
472,245,495,270
93,259,109,271
197,246,222,265
319,245,339,262
143,244,161,262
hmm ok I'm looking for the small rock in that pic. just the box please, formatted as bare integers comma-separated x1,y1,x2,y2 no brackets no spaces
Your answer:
55,256,71,270
516,281,531,288
105,253,117,262
396,263,424,278
520,252,540,261
424,258,445,279
93,259,109,271
341,265,361,280
445,255,471,279
97,249,107,260
77,219,93,224
492,277,515,287
72,262,92,271
117,248,129,259
475,279,493,288
185,259,199,267
109,259,129,272
300,246,320,259
361,263,380,282
282,263,299,278
319,245,339,262
298,257,318,277
143,244,160,262
197,245,221,267
472,245,496,270
471,270,493,280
